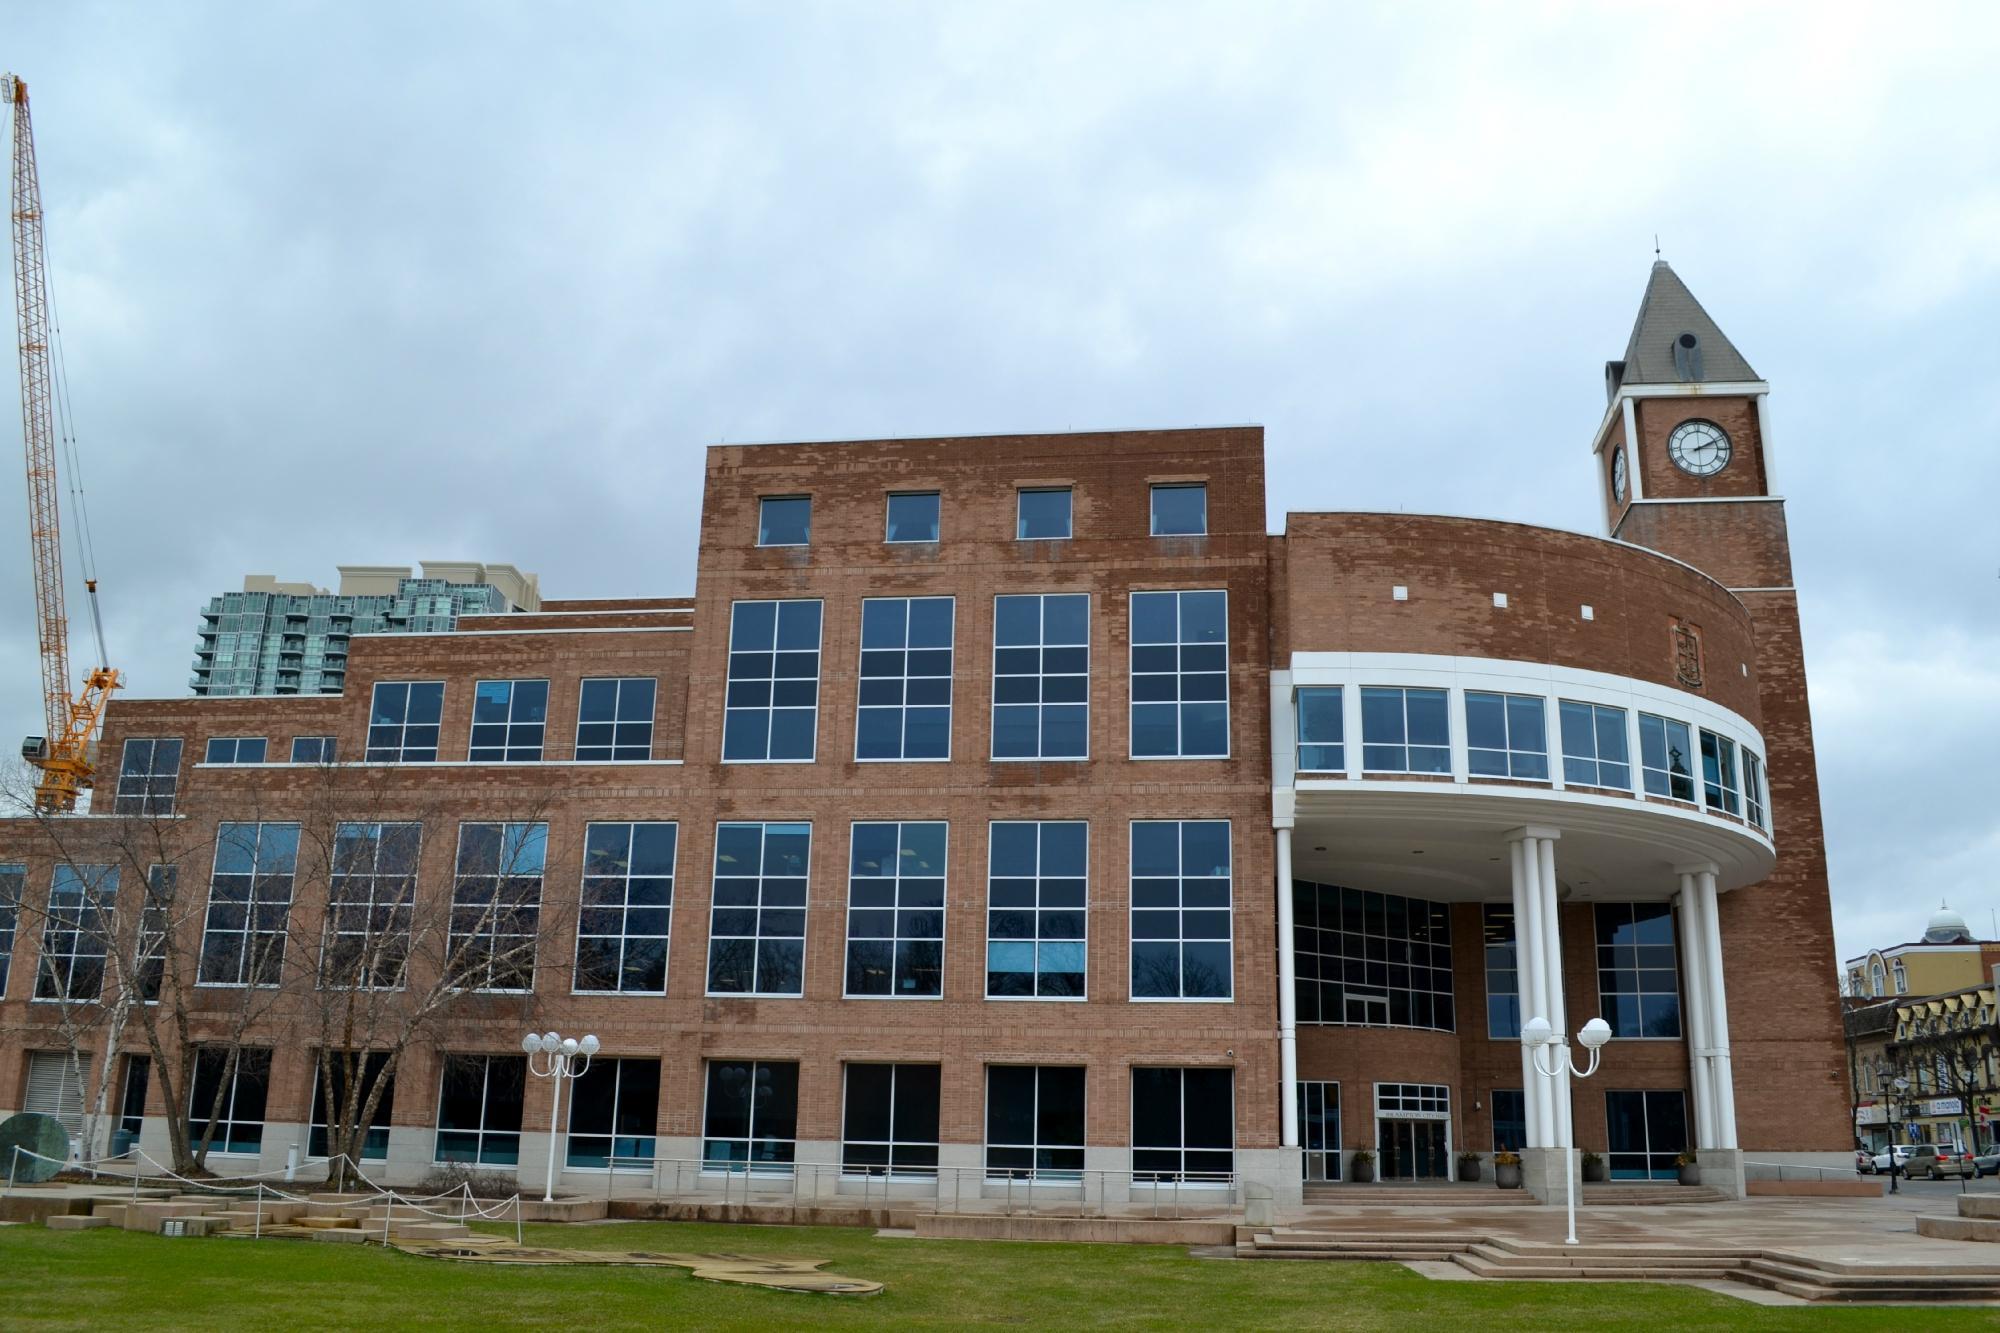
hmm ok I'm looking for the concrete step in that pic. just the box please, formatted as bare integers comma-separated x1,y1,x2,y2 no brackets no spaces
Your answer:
1961,1195,2000,1220
297,1215,362,1231
1303,1185,1537,1206
1455,1256,1736,1281
309,1227,372,1245
1916,1214,2000,1243
1580,1186,1730,1205
1738,1257,2000,1301
387,1221,471,1240
45,1215,115,1231
1467,1242,1740,1271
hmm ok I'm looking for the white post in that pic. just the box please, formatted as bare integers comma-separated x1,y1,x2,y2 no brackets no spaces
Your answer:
1276,824,1299,1148
1508,836,1542,1148
1676,877,1716,1149
1697,869,1738,1149
1512,834,1548,1147
1534,832,1573,1217
543,1063,565,1204
1621,397,1644,501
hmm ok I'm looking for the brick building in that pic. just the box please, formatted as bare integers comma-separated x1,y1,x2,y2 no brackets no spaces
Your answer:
0,264,1850,1205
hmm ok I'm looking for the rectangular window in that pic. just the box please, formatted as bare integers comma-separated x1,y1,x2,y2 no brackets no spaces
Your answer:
1360,686,1450,774
842,1063,941,1177
574,822,676,995
1743,750,1766,830
1130,590,1229,758
136,865,174,1002
1292,882,1455,1032
36,864,115,1001
117,1055,150,1144
470,679,549,762
566,1058,660,1169
199,824,298,987
1492,1089,1525,1153
986,821,1087,999
1700,730,1741,816
115,738,183,814
885,491,940,543
323,823,421,990
204,737,268,765
1295,686,1344,773
0,863,20,999
1483,904,1519,1039
1465,691,1548,780
706,822,809,996
367,682,445,762
1129,820,1232,1000
448,823,546,992
308,1052,395,1160
434,1054,526,1165
855,597,954,761
703,1059,799,1172
290,735,337,764
1559,700,1630,789
1149,483,1207,536
757,495,811,546
188,1048,272,1155
846,821,946,997
1595,903,1682,1038
1016,487,1072,540
1637,713,1695,801
986,1065,1085,1179
1132,1067,1233,1182
723,600,822,762
576,677,656,761
992,593,1089,760
1604,1089,1688,1180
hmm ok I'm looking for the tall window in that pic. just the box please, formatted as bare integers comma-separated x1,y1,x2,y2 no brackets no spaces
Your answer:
37,864,115,1001
0,863,20,998
703,1059,799,1172
565,1058,660,1169
1595,903,1681,1038
1483,904,1520,1039
1130,820,1232,1000
574,822,676,994
435,1054,526,1165
200,824,299,987
1132,1067,1233,1182
308,1052,395,1160
1360,686,1449,774
323,823,421,990
1700,730,1741,816
1637,713,1695,801
1559,701,1630,789
1130,590,1228,758
1465,691,1548,780
136,866,173,1002
204,737,268,764
448,823,547,992
846,821,946,998
1605,1089,1688,1180
986,820,1087,999
1743,750,1766,830
707,822,809,996
992,593,1089,760
1295,686,1344,773
470,679,549,762
1293,882,1455,1032
986,1065,1085,1179
290,735,337,764
575,677,656,760
1016,488,1072,540
117,1056,150,1146
723,600,822,762
189,1049,271,1155
885,491,940,543
1149,484,1207,536
367,682,445,762
855,597,954,761
1492,1089,1526,1153
842,1063,941,1177
115,738,182,814
757,495,811,546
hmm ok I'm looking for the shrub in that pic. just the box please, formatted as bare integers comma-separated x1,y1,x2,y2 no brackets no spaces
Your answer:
413,1163,519,1199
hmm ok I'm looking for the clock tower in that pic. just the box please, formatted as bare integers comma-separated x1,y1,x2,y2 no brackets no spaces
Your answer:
1592,261,1850,1156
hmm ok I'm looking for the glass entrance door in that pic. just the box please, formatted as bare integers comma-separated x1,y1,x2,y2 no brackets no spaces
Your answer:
1299,1082,1340,1181
1378,1120,1449,1179
1605,1089,1688,1180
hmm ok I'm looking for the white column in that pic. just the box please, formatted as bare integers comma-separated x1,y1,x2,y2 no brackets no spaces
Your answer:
1512,833,1549,1147
1697,868,1738,1149
1676,876,1716,1150
1509,837,1543,1148
1621,397,1644,501
1535,833,1571,1161
1276,824,1299,1148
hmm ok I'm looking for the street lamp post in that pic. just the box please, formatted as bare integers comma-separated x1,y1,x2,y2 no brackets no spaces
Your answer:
1522,1015,1613,1247
1875,1065,1907,1194
523,1030,599,1204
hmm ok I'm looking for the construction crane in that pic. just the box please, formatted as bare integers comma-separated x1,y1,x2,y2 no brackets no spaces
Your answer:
7,75,118,813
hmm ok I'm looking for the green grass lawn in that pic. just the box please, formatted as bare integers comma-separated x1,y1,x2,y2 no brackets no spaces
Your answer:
2,1218,1992,1331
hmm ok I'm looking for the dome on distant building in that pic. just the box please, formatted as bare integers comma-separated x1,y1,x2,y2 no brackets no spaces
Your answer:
1923,902,1973,944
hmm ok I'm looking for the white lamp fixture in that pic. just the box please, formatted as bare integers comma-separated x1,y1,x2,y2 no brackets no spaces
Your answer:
1523,1014,1610,1247
523,1030,599,1203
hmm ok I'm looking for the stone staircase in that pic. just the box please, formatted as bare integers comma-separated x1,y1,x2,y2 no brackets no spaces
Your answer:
1917,1192,2000,1243
43,1190,483,1244
1236,1225,2000,1303
1299,1182,1727,1208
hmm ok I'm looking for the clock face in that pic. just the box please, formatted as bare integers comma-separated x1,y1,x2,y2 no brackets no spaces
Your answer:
1667,419,1732,476
1611,447,1628,502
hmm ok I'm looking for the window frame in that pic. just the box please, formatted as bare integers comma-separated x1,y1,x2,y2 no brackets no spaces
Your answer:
35,863,116,1003
308,1050,395,1161
705,821,811,998
1558,700,1631,790
447,822,548,994
841,1062,942,1178
1637,712,1696,802
984,1064,1086,1181
1700,729,1742,817
1292,881,1456,1033
1482,904,1520,1040
1131,1066,1234,1184
853,596,955,763
187,1047,273,1157
0,863,21,1000
321,822,421,992
203,736,268,765
985,819,1088,1001
469,678,550,763
756,494,812,547
1128,819,1233,1003
701,1058,799,1174
575,676,657,762
114,737,183,814
572,821,677,996
432,1053,527,1167
884,491,941,544
1594,902,1683,1040
1359,685,1450,775
721,599,823,764
197,824,299,989
1128,589,1230,761
1015,487,1073,541
990,592,1090,762
289,735,337,765
366,681,446,763
564,1057,661,1171
1295,685,1345,774
1148,483,1208,537
1743,750,1767,830
1464,690,1550,781
843,820,947,1000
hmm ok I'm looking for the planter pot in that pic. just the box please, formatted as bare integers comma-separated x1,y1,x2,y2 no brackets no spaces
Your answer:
1495,1163,1523,1190
1678,1164,1701,1186
1349,1159,1376,1184
1459,1161,1481,1183
1582,1159,1606,1183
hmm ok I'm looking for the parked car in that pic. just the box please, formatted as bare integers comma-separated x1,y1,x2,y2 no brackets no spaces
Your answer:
1868,1144,1973,1178
1865,1144,1914,1174
1974,1150,2000,1178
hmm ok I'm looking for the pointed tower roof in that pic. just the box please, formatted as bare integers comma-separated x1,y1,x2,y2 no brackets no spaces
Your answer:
1606,261,1759,394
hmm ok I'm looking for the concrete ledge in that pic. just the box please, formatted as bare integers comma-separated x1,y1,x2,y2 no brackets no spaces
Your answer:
45,1214,114,1230
1916,1215,2000,1243
1746,1179,1882,1197
1960,1196,2000,1219
914,1214,1237,1245
609,1198,916,1229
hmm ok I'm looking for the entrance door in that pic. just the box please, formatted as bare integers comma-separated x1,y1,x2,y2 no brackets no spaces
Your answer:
1299,1082,1340,1181
1605,1090,1688,1180
1378,1121,1450,1179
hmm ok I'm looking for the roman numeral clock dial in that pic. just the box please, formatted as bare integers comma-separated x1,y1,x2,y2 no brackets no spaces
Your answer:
1667,419,1732,477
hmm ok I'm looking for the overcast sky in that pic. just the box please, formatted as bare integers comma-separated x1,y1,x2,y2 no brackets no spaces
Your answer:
4,3,1996,963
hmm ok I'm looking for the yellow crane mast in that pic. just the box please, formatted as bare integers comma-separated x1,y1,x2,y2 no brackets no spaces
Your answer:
7,75,118,813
